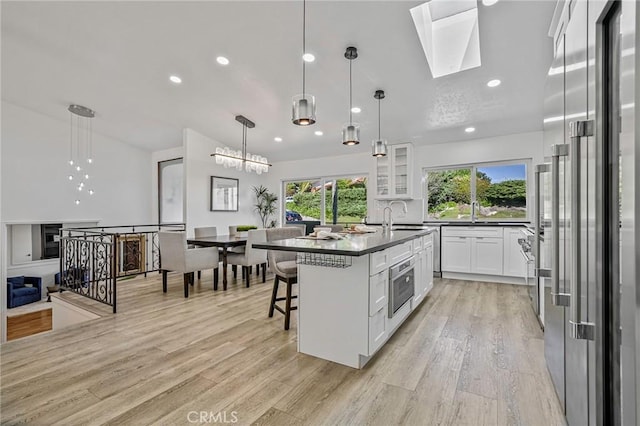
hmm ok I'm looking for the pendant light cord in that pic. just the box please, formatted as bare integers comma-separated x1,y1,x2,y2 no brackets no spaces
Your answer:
378,97,381,140
302,0,306,98
349,59,353,124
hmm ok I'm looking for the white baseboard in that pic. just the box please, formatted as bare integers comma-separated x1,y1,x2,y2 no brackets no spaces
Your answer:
442,272,528,285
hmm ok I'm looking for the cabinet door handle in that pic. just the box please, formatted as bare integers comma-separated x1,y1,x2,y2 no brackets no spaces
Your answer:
551,143,570,307
476,237,484,240
568,120,594,340
458,237,466,240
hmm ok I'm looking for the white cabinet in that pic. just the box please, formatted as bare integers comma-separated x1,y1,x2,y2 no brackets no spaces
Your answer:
368,306,387,354
441,236,472,272
503,228,527,277
441,227,505,275
424,236,434,294
472,237,504,275
374,143,414,199
369,270,388,315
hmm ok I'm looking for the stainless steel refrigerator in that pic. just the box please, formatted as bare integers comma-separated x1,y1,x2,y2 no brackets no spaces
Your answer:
542,1,638,424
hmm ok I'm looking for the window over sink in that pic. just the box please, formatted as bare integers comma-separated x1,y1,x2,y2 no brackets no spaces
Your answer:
423,160,529,222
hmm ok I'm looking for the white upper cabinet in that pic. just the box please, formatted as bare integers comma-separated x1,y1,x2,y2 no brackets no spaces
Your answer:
374,143,414,199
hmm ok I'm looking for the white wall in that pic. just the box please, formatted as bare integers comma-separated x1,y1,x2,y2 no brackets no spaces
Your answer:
1,102,152,225
183,128,272,236
1,101,153,294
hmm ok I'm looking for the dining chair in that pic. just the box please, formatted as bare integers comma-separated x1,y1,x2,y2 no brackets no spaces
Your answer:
194,226,218,279
226,229,267,287
265,226,304,330
158,231,220,297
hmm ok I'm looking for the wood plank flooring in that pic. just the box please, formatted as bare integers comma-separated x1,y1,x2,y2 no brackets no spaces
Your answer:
6,308,52,341
0,270,566,425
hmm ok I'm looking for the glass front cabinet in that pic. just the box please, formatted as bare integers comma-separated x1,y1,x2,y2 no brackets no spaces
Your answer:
374,143,414,199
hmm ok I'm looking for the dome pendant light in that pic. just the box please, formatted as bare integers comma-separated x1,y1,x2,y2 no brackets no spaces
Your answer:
292,0,316,126
372,90,388,157
342,46,360,145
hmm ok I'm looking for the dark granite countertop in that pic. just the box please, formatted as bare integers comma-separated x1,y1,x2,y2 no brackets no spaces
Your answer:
252,228,434,257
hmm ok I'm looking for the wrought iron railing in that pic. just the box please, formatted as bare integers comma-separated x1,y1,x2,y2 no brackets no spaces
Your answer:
59,224,185,313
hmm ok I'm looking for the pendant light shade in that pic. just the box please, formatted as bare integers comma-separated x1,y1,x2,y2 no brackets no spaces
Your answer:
292,0,316,126
372,89,388,157
342,46,360,145
292,94,316,126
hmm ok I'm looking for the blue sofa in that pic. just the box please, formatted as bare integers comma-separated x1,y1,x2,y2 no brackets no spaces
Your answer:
7,276,42,308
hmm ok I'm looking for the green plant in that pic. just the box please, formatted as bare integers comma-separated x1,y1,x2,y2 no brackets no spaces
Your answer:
253,185,278,228
236,225,258,232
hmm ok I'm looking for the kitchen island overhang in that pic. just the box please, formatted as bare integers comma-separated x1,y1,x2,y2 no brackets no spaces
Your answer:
254,228,435,369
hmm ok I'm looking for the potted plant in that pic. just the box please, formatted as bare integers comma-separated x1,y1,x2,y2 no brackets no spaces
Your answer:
253,185,278,228
236,225,257,237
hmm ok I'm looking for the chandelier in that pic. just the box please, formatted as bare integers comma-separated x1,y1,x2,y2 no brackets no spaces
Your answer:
211,115,271,174
68,104,95,204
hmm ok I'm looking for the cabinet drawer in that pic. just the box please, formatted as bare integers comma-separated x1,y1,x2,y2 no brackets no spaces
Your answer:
441,226,504,238
370,249,390,276
389,241,413,265
413,237,423,253
368,306,387,355
369,270,388,315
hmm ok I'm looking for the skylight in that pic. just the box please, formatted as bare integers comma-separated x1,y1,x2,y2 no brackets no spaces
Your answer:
410,0,481,78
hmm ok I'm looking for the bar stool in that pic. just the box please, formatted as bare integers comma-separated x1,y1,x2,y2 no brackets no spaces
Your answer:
265,227,304,330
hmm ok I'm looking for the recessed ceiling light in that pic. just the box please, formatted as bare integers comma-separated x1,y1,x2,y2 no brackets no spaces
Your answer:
302,53,315,62
314,131,323,136
487,79,501,87
216,56,230,65
169,75,182,84
351,107,361,114
482,0,499,5
274,137,283,142
465,127,476,133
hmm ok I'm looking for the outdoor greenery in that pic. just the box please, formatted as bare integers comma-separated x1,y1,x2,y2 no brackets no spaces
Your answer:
286,178,367,224
253,185,278,228
427,169,526,219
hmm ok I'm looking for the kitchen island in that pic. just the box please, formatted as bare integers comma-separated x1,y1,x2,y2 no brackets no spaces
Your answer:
254,228,434,368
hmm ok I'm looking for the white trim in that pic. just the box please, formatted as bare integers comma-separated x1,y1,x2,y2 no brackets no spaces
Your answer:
442,271,527,285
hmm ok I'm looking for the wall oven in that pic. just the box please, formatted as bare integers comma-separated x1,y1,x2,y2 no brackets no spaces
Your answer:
388,256,415,318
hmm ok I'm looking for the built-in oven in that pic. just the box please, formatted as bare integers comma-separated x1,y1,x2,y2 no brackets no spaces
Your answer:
388,256,415,318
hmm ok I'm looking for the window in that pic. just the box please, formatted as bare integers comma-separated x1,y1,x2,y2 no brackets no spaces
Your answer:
158,158,183,224
283,175,368,226
424,160,528,221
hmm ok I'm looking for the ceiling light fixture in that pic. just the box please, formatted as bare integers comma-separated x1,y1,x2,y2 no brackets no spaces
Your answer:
351,107,361,114
372,90,388,157
292,0,316,126
302,53,315,62
274,137,283,142
68,104,96,203
216,56,230,65
211,115,271,174
314,130,323,136
465,127,476,133
487,79,501,87
169,75,182,84
342,46,360,146
482,0,499,6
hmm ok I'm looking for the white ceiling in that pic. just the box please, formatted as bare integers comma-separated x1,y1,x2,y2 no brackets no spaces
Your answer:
1,1,555,162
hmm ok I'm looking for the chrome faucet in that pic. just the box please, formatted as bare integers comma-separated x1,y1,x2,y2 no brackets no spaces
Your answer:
471,200,479,223
382,200,408,233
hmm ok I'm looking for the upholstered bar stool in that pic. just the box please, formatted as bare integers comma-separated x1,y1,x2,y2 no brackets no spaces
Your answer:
265,227,304,330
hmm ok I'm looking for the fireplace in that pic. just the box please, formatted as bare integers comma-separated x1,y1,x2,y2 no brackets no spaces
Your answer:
116,234,146,276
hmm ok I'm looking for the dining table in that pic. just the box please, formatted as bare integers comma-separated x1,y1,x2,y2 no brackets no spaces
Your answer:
187,234,247,290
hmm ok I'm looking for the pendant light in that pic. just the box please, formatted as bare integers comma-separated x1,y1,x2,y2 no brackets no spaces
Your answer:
372,90,388,157
342,46,360,145
212,115,271,174
68,104,96,204
292,0,316,126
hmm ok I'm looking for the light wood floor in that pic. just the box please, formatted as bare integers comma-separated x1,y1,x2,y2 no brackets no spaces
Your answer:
0,270,566,425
